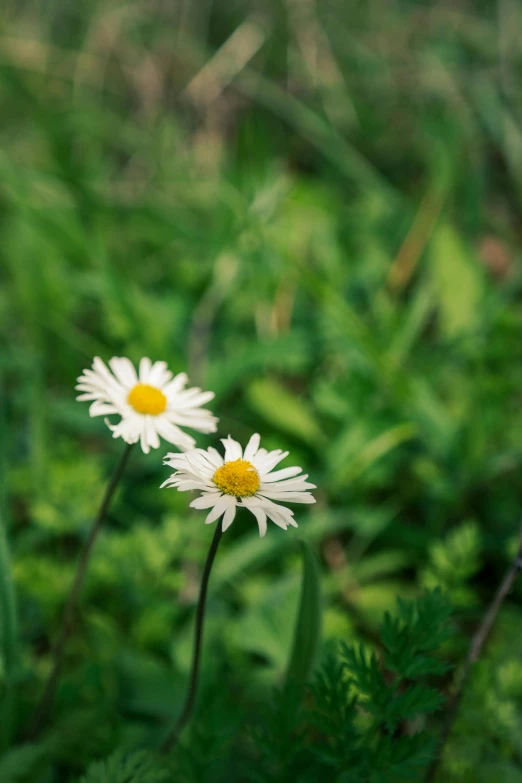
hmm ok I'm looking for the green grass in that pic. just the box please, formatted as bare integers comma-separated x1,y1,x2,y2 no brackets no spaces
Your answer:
2,1,522,780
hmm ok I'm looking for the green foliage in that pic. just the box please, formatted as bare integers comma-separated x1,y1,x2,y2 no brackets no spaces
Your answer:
429,225,484,339
422,522,483,608
247,379,323,447
379,589,453,682
439,610,522,783
1,0,522,779
247,683,308,783
78,751,169,783
248,590,452,783
0,744,48,783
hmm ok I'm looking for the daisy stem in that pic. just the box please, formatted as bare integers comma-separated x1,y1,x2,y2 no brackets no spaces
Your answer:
25,442,134,739
162,521,224,753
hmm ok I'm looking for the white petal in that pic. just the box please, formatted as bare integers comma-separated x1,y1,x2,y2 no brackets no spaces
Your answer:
139,357,152,383
248,505,267,537
253,450,290,476
106,413,142,445
190,492,223,509
108,357,138,388
221,436,243,462
146,417,160,450
206,495,233,524
163,452,191,467
140,418,150,454
166,410,218,433
176,480,212,491
255,498,298,530
260,478,316,491
222,498,237,531
154,418,196,451
258,490,316,503
78,358,127,404
243,433,261,462
92,356,115,384
76,384,101,394
185,451,216,478
147,361,172,387
88,401,120,417
169,389,216,409
76,382,106,398
163,373,189,395
248,496,296,522
265,507,289,530
205,447,224,468
262,466,303,483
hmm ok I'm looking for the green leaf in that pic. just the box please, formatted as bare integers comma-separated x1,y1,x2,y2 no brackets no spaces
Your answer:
78,750,169,783
334,422,417,484
422,522,482,608
285,540,321,686
246,378,323,446
0,744,49,783
429,223,484,338
208,334,312,399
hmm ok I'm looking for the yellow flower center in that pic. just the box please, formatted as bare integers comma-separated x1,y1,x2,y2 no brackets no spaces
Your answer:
213,459,260,498
127,383,167,415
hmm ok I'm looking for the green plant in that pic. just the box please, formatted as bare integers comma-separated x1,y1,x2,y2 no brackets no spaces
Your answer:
78,751,169,783
247,589,452,783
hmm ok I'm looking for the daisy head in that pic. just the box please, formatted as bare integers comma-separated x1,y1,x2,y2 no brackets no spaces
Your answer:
76,356,218,454
161,434,316,537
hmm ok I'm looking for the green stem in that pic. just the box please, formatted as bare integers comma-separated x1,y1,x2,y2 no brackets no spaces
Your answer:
25,442,134,739
162,521,224,753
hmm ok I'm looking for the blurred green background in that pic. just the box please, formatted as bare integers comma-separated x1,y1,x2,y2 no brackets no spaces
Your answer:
2,0,522,780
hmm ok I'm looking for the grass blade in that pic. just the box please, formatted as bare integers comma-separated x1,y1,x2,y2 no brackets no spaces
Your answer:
285,540,321,687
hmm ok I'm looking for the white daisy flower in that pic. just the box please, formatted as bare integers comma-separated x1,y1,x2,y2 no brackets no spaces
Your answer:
161,434,316,537
76,356,218,454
